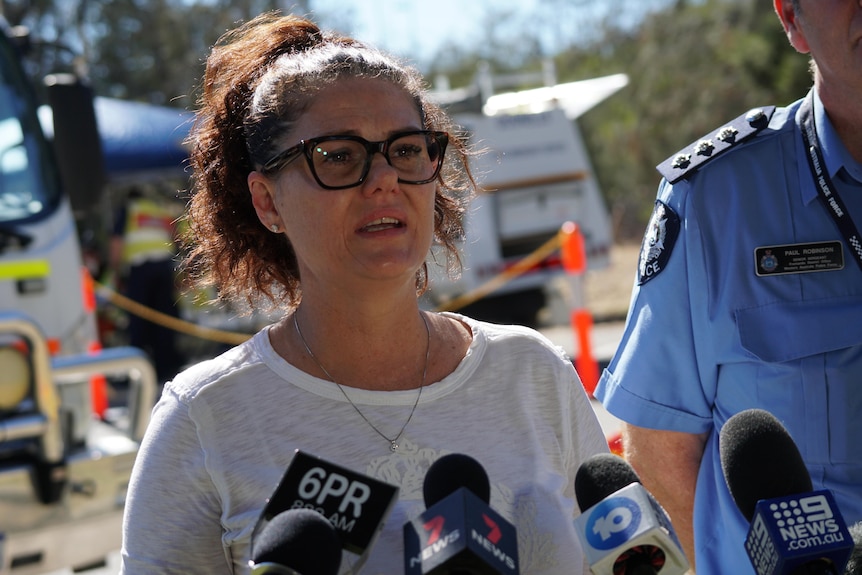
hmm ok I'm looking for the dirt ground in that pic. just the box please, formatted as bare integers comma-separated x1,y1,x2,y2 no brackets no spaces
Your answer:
583,242,641,321
538,241,641,327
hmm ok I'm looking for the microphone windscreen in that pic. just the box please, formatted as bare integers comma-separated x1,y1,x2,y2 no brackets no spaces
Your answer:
574,452,640,511
719,408,813,522
252,509,342,575
422,453,491,507
847,522,862,575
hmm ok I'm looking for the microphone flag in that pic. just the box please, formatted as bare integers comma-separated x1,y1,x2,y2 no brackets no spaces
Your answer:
404,487,519,575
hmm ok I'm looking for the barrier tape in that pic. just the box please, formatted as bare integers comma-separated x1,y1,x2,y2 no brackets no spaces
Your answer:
96,284,251,345
433,232,563,312
96,230,566,345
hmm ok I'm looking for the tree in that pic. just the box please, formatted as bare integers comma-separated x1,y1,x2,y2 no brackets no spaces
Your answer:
563,0,811,239
419,0,812,240
1,0,813,241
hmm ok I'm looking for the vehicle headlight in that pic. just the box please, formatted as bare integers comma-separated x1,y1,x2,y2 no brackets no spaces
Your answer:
0,346,31,410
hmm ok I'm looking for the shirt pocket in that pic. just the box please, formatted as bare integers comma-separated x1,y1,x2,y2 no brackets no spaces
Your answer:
735,296,862,466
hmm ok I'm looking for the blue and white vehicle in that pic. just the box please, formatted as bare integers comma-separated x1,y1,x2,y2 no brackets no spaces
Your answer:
0,19,162,574
427,73,626,324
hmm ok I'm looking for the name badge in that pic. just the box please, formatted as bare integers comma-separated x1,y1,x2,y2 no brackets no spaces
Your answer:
755,241,844,276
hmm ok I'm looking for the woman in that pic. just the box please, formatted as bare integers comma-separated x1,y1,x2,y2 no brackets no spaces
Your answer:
120,12,608,575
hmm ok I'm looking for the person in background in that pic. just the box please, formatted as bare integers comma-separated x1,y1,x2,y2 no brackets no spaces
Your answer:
595,0,862,573
120,12,608,575
109,186,183,383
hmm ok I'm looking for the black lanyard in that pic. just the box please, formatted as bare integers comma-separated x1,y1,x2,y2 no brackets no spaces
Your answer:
797,91,862,272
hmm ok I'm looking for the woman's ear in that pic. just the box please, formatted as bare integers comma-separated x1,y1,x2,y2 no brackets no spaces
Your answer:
248,171,281,230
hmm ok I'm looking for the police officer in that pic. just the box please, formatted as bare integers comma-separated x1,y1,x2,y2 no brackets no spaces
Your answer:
595,1,862,573
110,187,184,383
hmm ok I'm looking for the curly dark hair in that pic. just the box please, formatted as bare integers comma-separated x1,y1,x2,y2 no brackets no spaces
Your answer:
181,12,475,312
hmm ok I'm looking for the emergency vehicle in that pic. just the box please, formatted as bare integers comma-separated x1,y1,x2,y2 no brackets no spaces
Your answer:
0,19,163,573
426,73,627,325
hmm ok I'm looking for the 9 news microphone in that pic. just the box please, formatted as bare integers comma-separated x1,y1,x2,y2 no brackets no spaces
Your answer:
719,408,854,575
846,522,862,575
251,450,399,573
250,508,342,574
573,453,690,574
403,453,519,574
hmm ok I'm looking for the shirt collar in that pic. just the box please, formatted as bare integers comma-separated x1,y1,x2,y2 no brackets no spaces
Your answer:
813,89,862,184
798,89,862,205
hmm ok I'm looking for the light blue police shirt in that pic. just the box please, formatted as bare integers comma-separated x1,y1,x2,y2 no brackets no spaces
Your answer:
595,91,862,575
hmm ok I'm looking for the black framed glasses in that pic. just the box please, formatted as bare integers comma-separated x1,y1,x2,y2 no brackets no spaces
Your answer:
261,130,448,190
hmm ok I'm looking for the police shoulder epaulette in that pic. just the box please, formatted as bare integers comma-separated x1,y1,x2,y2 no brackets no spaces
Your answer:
657,105,776,184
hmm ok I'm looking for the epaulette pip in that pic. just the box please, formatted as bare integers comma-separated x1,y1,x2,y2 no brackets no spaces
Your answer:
657,106,776,184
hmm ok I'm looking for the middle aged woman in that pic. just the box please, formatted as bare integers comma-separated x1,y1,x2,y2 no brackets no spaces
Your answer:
120,12,609,575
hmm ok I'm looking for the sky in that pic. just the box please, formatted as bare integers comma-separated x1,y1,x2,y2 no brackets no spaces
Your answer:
308,0,540,67
306,0,677,70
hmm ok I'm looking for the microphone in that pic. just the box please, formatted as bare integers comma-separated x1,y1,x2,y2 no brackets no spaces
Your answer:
252,450,399,572
403,453,520,574
573,452,690,575
846,522,862,575
719,408,854,575
249,508,342,574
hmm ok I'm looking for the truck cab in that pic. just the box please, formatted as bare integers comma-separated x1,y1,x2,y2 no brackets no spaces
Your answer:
0,19,159,574
0,24,103,360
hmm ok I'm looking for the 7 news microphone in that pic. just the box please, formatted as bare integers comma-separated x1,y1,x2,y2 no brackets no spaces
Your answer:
403,453,520,575
249,450,399,574
573,452,690,574
719,408,854,575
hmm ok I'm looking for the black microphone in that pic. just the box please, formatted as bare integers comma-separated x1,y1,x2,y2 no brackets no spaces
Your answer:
252,450,399,572
249,508,342,574
846,522,862,575
573,453,690,574
403,453,519,574
719,408,854,575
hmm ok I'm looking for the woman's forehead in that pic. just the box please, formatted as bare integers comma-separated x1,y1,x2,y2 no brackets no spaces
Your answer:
288,77,423,136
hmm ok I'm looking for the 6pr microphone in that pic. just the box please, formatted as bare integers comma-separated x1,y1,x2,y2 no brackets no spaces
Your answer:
250,508,342,575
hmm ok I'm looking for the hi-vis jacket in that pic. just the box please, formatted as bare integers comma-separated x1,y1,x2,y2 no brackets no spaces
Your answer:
120,197,177,266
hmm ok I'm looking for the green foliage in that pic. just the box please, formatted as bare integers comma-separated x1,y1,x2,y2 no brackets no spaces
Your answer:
569,0,811,239
2,0,813,240
428,0,811,240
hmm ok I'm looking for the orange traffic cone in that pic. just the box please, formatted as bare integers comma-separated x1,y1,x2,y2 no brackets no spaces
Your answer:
560,222,599,397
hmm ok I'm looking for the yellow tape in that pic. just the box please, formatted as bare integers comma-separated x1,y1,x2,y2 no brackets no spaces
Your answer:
95,230,567,344
0,260,51,280
97,284,253,346
434,232,563,312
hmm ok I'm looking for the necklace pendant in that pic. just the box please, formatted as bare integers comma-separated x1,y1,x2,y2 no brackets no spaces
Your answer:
390,441,398,452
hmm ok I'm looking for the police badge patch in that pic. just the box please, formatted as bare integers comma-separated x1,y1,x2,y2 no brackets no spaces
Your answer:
638,200,680,285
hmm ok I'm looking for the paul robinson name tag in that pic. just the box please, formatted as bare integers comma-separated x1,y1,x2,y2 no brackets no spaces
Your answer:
755,241,844,276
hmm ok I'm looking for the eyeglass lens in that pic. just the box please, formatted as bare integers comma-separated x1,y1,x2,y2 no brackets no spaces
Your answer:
309,132,443,188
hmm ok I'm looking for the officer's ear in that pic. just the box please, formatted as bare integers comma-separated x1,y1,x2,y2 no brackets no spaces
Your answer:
773,0,811,55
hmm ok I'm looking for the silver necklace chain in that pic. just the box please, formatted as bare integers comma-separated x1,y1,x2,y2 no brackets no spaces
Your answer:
293,311,430,452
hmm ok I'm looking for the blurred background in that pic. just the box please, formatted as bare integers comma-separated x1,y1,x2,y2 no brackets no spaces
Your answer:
0,3,816,572
5,0,811,244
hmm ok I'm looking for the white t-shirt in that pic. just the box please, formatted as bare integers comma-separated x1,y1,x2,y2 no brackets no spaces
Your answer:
121,313,608,574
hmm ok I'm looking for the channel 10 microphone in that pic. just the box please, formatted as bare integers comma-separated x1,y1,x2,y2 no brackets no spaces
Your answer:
250,508,342,574
573,453,690,574
403,453,519,575
719,408,854,575
252,450,399,571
